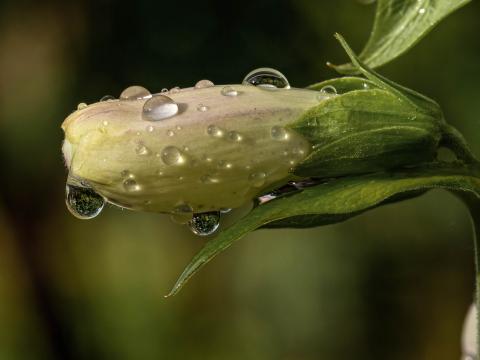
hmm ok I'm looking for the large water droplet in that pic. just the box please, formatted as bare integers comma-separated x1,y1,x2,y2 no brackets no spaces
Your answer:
188,211,220,236
249,172,267,187
123,178,141,192
207,125,224,138
143,95,179,121
195,79,214,89
120,85,151,100
65,184,105,219
271,126,289,140
221,86,238,97
320,85,337,96
242,67,290,89
161,146,185,165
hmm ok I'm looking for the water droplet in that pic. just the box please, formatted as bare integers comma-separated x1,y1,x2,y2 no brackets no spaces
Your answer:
100,95,115,102
77,102,87,110
167,129,175,137
221,86,238,97
161,146,185,165
182,145,190,152
161,88,169,93
320,85,337,96
146,125,154,132
418,7,425,14
188,211,220,236
227,131,243,142
170,86,180,93
207,125,224,138
143,95,179,121
217,160,233,169
271,126,289,140
200,174,220,184
243,67,290,89
195,79,214,89
249,172,266,187
65,184,105,219
120,85,151,100
121,170,134,178
135,143,151,156
197,104,209,112
363,82,370,89
123,178,141,192
171,203,193,224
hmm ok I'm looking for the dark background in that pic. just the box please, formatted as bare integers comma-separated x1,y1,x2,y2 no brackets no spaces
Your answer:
0,0,479,359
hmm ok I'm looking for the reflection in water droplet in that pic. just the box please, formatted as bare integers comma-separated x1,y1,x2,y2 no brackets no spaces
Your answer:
249,172,267,187
227,131,243,142
320,85,337,96
188,211,221,236
135,143,151,156
77,103,87,110
171,203,194,224
123,178,141,192
143,95,179,121
197,104,209,112
65,184,105,219
271,126,289,140
120,85,151,100
100,95,115,102
161,146,185,165
242,67,290,89
221,86,238,97
195,79,214,89
207,125,224,138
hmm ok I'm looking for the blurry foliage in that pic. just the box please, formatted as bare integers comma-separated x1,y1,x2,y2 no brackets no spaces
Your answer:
0,0,478,359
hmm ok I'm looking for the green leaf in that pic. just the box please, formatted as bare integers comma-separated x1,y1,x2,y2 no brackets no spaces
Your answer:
331,0,471,74
308,77,378,93
167,163,480,296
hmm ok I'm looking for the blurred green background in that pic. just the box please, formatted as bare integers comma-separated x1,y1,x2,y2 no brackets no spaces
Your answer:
0,0,479,359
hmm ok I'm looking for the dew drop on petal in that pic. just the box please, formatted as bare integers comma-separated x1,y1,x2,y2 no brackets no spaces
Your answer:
320,85,337,96
77,102,87,110
221,86,238,97
65,184,105,219
249,172,267,187
188,211,221,236
161,146,185,165
207,125,224,138
195,79,214,89
120,85,151,100
227,131,243,142
143,95,179,121
271,126,289,140
123,178,141,192
161,88,169,93
242,67,290,89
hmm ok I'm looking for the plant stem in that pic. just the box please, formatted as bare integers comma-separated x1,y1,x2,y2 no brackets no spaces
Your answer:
441,124,478,164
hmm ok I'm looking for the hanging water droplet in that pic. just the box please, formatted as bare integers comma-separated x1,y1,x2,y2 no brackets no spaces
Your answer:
207,125,224,138
161,146,185,165
142,95,179,121
320,85,337,96
227,131,243,142
195,79,214,89
120,85,151,100
65,184,105,219
123,178,141,192
221,86,238,97
188,211,221,236
171,203,194,224
271,126,289,140
249,172,267,187
242,67,290,89
135,143,151,156
100,95,115,102
197,104,209,112
77,102,87,110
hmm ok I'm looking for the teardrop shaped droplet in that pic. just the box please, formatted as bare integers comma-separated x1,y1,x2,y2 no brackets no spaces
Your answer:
221,86,238,97
242,67,290,89
161,146,185,165
120,85,151,100
195,79,214,89
188,211,221,236
143,95,179,121
100,95,115,102
65,184,105,219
